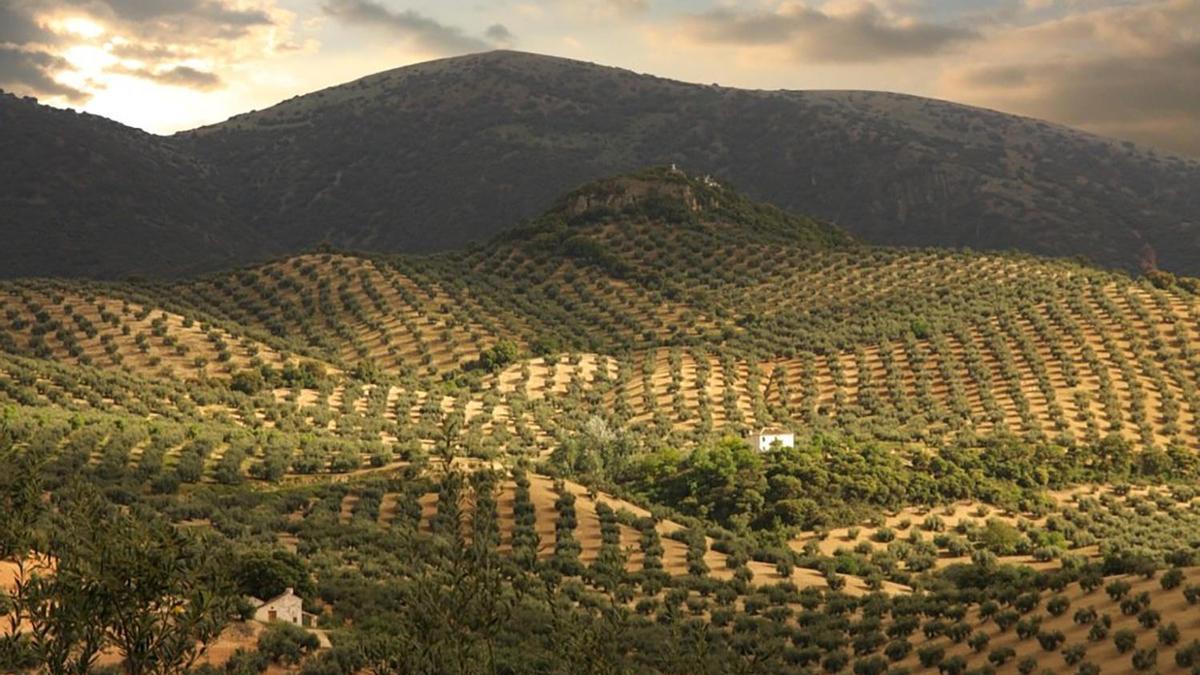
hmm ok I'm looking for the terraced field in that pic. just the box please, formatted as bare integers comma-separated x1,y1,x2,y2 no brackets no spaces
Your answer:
3,171,1199,473
8,171,1200,674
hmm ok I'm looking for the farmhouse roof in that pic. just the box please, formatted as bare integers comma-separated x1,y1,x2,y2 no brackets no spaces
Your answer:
251,587,298,607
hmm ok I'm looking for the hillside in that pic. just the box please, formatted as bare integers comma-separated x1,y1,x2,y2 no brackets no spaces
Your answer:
4,51,1200,279
0,92,264,279
4,169,1200,464
7,171,1200,672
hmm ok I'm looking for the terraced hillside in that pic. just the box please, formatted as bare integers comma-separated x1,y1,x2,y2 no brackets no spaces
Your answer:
3,169,1200,467
9,171,1200,673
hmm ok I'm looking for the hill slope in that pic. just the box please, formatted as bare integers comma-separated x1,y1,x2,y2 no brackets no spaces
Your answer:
8,173,1200,674
4,51,1200,279
5,169,1200,459
179,51,1200,274
0,92,266,279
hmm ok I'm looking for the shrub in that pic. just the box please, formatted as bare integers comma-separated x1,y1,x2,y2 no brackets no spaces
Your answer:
822,650,849,673
945,622,972,643
1072,606,1097,625
223,648,269,674
1131,647,1157,671
884,639,911,662
1037,630,1065,651
1046,595,1070,616
1114,628,1137,654
852,656,888,675
1157,622,1180,646
967,631,989,653
1105,580,1131,600
1161,567,1185,590
257,622,320,665
917,645,945,668
938,655,966,675
994,609,1019,632
988,647,1015,666
1061,643,1086,666
1176,639,1200,667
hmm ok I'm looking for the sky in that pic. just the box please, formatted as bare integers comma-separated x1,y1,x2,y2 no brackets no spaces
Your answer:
1,0,1197,156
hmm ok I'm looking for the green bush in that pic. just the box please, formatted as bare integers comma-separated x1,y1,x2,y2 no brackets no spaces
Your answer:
257,621,320,665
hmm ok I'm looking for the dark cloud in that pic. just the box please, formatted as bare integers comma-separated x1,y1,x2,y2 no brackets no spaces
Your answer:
484,23,515,48
110,63,222,89
0,2,83,100
0,1,54,45
682,3,978,62
93,0,269,26
321,0,495,54
65,0,272,39
108,41,187,61
0,45,88,101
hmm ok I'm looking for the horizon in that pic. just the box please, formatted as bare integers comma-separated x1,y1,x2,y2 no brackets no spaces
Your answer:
0,0,1196,157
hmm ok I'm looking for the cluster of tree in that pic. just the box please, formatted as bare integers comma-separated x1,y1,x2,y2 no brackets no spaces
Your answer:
0,435,240,674
620,433,1200,534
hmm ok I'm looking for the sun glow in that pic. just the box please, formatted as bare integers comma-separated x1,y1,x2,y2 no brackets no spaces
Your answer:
55,16,106,39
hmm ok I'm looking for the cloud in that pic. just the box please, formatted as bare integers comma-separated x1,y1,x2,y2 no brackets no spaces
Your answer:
108,41,186,61
320,0,503,54
680,2,978,62
484,23,515,48
0,1,54,45
110,63,222,89
70,0,273,40
0,0,298,105
942,0,1200,157
0,45,89,100
0,2,86,100
97,0,269,25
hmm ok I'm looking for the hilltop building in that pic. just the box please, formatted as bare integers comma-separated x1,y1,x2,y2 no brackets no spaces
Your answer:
249,587,317,627
748,427,795,451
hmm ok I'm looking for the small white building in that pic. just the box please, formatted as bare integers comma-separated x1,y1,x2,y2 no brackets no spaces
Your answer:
249,587,317,627
748,427,795,452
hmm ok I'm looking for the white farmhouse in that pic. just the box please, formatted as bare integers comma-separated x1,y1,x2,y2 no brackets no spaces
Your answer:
249,587,317,627
748,427,795,452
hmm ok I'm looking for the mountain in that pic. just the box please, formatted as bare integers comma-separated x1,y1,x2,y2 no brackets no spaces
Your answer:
0,92,263,279
4,50,1200,277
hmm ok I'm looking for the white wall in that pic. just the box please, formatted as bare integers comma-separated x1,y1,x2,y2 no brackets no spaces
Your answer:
255,591,304,626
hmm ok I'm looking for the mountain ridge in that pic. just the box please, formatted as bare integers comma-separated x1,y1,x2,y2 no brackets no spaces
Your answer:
4,49,1200,279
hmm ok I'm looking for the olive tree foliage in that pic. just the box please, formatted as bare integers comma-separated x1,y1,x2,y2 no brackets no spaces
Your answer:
0,434,105,675
341,466,641,675
351,466,523,675
0,427,239,675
